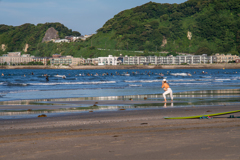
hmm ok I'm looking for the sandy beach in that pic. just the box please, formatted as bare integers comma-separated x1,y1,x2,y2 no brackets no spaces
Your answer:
1,104,240,160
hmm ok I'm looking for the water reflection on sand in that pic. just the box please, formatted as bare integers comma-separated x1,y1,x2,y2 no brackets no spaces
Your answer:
0,89,239,119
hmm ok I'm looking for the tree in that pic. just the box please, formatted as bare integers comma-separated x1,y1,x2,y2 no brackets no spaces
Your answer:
195,47,212,56
167,51,178,56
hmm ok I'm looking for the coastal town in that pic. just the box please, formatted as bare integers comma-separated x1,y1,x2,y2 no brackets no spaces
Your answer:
0,51,239,66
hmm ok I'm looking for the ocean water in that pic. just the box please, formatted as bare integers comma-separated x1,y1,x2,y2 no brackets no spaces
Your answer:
0,68,239,101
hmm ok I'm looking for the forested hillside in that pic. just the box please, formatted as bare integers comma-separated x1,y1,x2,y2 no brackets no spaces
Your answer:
1,0,240,58
95,0,240,55
0,23,81,56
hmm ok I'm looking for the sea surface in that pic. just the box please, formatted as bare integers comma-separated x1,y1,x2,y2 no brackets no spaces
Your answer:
0,68,240,101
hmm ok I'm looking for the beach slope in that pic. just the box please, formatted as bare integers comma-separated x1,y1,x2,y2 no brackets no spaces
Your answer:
1,105,240,159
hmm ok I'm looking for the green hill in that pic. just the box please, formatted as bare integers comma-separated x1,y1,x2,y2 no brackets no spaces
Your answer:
1,0,240,58
0,23,81,56
92,0,240,56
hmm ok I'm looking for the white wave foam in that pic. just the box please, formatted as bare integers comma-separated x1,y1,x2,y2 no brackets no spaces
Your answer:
195,79,213,81
213,81,223,82
200,76,211,78
171,82,211,85
8,90,40,94
54,75,66,78
129,84,142,87
169,79,195,82
28,81,116,86
170,73,188,76
125,80,162,83
215,79,231,81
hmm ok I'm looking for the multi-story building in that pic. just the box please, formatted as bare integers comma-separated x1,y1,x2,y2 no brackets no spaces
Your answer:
214,53,239,63
72,57,85,66
32,57,49,65
49,56,73,65
98,55,119,65
49,55,85,66
123,54,214,65
0,52,33,65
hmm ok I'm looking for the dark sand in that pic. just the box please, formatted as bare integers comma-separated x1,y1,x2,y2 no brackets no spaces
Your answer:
1,104,240,160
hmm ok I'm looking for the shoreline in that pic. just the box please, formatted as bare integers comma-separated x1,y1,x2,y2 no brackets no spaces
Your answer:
1,63,240,69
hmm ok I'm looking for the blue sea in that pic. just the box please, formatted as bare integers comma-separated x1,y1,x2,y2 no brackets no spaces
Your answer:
0,68,240,101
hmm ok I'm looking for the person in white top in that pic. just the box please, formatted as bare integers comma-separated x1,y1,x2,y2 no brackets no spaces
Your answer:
162,79,173,102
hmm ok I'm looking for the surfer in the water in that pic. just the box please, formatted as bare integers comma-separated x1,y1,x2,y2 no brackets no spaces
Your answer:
162,79,173,102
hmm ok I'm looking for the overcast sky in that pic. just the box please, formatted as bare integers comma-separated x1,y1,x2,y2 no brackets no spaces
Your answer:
0,0,187,35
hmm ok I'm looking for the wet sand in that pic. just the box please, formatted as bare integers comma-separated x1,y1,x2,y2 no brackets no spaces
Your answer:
0,100,178,110
1,104,240,159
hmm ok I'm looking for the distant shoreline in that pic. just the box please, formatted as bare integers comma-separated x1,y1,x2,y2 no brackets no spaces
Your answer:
1,63,240,70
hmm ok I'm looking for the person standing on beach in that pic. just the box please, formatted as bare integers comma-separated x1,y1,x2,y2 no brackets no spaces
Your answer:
162,79,173,102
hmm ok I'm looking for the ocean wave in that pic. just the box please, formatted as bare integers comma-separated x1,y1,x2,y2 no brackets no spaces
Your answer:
129,84,142,87
200,76,212,78
8,90,40,94
169,79,195,82
54,75,66,78
125,80,162,83
171,82,211,85
28,81,116,86
194,79,213,81
2,82,28,86
0,89,40,94
170,73,188,76
213,81,223,82
214,79,231,81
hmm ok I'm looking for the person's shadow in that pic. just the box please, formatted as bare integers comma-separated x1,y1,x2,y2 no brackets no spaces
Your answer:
163,102,174,108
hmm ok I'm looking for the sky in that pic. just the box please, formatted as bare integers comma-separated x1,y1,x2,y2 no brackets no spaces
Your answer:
0,0,187,35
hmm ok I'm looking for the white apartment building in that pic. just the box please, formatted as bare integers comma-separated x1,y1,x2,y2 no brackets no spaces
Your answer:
98,55,119,65
123,54,213,65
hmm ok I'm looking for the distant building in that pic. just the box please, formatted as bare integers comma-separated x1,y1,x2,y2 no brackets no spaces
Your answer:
52,54,61,58
65,34,94,42
49,55,73,65
49,54,84,66
65,36,82,42
79,34,94,41
0,52,33,65
72,57,85,66
214,53,239,63
98,55,119,65
54,39,70,43
32,57,49,65
236,59,240,63
84,58,98,65
123,54,213,65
